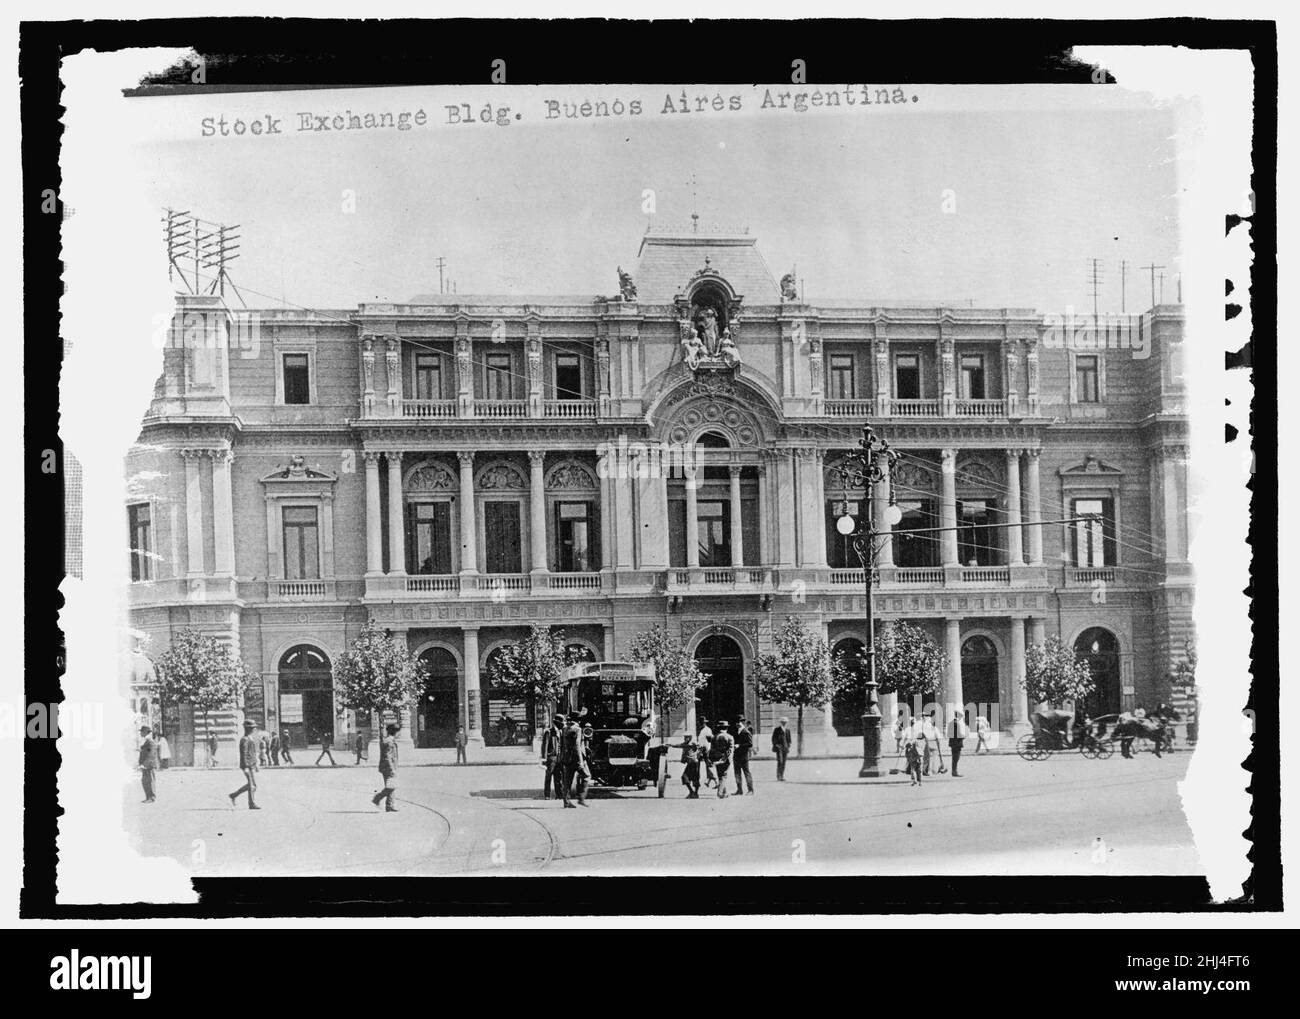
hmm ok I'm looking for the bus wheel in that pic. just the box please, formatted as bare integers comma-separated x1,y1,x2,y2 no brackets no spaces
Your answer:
656,754,669,798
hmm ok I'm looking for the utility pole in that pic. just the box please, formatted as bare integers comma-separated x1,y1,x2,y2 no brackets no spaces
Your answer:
436,256,447,295
1158,270,1167,304
1141,263,1165,309
1119,259,1128,313
1086,258,1104,320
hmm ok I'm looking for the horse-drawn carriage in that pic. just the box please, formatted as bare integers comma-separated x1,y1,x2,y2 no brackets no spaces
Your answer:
1016,708,1114,761
1091,706,1181,758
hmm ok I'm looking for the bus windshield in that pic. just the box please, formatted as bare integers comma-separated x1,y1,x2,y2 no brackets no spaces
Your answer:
567,679,652,727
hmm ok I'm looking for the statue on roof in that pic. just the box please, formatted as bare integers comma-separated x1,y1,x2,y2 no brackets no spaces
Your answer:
617,266,637,302
694,305,720,356
780,271,799,302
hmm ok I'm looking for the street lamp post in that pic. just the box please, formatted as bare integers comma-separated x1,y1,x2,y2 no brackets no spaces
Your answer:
833,423,902,779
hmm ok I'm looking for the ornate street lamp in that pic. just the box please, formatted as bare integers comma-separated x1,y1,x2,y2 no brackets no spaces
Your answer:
833,423,902,779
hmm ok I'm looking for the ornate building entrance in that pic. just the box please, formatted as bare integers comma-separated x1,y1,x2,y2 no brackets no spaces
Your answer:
693,634,746,732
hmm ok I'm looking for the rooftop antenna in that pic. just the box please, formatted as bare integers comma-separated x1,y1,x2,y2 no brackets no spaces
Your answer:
688,172,700,233
1119,259,1128,313
163,208,244,305
1157,269,1167,304
436,256,447,295
1086,257,1104,319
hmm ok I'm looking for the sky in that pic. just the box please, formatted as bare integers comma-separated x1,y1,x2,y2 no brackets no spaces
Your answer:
136,83,1183,315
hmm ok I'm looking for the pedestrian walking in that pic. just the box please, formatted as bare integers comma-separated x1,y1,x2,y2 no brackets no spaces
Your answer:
228,719,261,809
697,718,717,788
893,709,908,756
903,717,924,786
279,728,294,765
269,729,281,766
679,736,701,798
560,714,588,807
137,725,159,803
157,731,171,770
710,721,735,799
771,716,793,781
315,729,337,766
353,731,366,765
258,729,270,767
455,725,468,764
541,715,563,799
371,723,400,812
948,710,968,777
733,717,755,795
974,713,991,754
205,731,218,769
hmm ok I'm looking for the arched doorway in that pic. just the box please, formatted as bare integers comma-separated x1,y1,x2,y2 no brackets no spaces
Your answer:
416,647,459,749
483,646,535,747
961,635,999,726
693,634,745,732
279,645,332,750
1075,627,1121,719
831,637,866,737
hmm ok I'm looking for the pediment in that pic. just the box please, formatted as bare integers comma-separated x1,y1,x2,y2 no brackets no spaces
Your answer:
1059,454,1123,477
260,455,337,483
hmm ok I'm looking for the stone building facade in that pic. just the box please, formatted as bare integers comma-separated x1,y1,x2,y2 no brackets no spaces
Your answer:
125,227,1193,763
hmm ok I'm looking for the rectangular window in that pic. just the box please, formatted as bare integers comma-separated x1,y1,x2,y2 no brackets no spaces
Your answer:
697,500,731,567
1076,355,1100,403
960,354,986,400
894,499,939,567
829,354,855,400
282,506,320,579
407,502,452,574
668,499,688,567
555,501,595,572
1073,498,1116,566
128,503,151,581
895,353,921,399
554,353,583,400
957,499,997,566
826,500,861,569
415,354,443,401
484,501,522,573
283,353,310,405
486,353,513,400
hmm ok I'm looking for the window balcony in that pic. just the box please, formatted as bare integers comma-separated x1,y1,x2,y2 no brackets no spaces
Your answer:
824,398,875,418
476,400,529,420
543,399,597,420
957,565,1011,584
893,567,946,584
1065,566,1118,588
667,567,771,589
271,579,333,600
955,398,1007,417
539,572,604,591
888,399,942,418
405,574,461,594
401,399,457,419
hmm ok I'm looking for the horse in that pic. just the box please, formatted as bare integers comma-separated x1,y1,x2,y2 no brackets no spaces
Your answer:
1108,705,1181,758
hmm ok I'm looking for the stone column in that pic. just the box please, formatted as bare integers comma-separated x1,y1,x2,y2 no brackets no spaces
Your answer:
1027,617,1047,714
603,625,616,661
462,627,484,745
1025,449,1043,565
685,464,700,568
1162,446,1186,562
775,452,797,567
636,445,668,568
1009,617,1030,733
386,451,405,575
729,465,745,568
872,457,894,567
613,450,635,570
457,452,477,575
364,451,383,576
945,618,963,716
940,448,959,566
181,449,206,577
799,449,827,568
756,461,770,566
528,450,548,574
1005,449,1024,565
210,448,235,576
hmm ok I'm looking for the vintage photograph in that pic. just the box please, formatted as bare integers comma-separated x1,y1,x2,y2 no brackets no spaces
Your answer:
50,49,1256,897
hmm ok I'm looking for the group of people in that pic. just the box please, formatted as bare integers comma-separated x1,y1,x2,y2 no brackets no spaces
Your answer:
540,713,596,807
893,708,991,785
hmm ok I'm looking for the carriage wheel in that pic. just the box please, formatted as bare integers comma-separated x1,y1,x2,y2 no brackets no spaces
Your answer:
1017,734,1040,762
1079,737,1099,759
1095,739,1114,760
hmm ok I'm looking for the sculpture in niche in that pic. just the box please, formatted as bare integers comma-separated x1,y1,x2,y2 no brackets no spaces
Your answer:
617,266,637,302
407,462,457,492
547,462,597,490
478,464,526,490
678,276,743,373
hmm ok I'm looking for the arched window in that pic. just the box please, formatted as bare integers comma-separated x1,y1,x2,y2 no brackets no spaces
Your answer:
278,645,333,750
415,647,459,749
961,635,999,725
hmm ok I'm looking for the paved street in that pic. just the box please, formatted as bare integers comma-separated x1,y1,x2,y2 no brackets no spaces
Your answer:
126,750,1201,878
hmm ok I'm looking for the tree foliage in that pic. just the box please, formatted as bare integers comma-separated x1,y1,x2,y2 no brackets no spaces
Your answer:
485,625,580,710
154,627,256,724
333,621,428,716
1023,634,1095,708
750,616,843,756
874,621,947,700
624,624,708,713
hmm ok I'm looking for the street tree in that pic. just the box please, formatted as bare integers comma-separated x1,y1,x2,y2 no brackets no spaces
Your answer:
154,627,256,741
749,616,842,757
333,622,428,733
1023,634,1095,710
624,624,708,736
485,625,580,728
875,621,946,710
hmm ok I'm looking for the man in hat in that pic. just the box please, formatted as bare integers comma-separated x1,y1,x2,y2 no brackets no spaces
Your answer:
710,721,735,799
372,723,401,811
137,725,159,803
560,713,588,807
771,717,793,781
542,714,564,799
733,717,755,795
280,728,294,765
679,735,701,798
229,719,262,809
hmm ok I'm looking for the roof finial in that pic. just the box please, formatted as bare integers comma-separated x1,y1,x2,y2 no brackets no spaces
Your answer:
689,172,700,233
